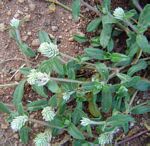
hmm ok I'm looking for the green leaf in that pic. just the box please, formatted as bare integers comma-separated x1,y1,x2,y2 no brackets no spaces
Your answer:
72,108,86,124
19,43,36,57
88,100,101,117
73,34,88,43
47,80,61,93
102,15,116,24
72,0,80,21
19,127,30,144
138,4,150,30
110,53,130,63
133,79,150,91
68,123,85,140
87,18,101,32
32,85,48,98
0,102,11,114
95,63,109,80
125,9,137,19
38,59,53,73
136,34,150,53
102,85,112,113
51,57,65,75
13,80,26,108
107,114,134,129
131,105,150,114
19,67,31,76
84,48,105,60
100,24,112,48
27,100,48,112
38,31,51,43
102,0,111,13
127,60,147,76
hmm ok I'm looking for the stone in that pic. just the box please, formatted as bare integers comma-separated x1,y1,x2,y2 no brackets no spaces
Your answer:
7,10,11,16
29,2,36,11
1,123,9,129
22,35,28,41
0,23,6,32
51,25,58,32
31,39,40,47
27,31,32,36
14,72,22,81
18,0,24,3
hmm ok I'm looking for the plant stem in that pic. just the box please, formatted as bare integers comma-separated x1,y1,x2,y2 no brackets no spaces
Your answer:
124,20,138,33
81,0,101,16
129,90,138,106
132,48,142,65
46,0,84,18
0,82,19,88
132,0,142,12
50,77,84,84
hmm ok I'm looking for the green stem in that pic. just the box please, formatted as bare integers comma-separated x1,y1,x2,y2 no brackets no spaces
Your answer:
50,77,85,84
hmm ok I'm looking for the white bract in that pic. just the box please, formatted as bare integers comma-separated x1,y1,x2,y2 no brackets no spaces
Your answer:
38,42,59,58
42,106,56,122
113,7,125,20
62,91,74,101
34,129,52,146
80,117,92,126
11,115,28,132
10,18,20,29
98,131,114,145
27,69,50,86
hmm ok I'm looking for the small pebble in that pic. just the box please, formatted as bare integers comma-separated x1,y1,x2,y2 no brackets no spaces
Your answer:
18,0,24,3
29,1,36,11
0,23,6,32
51,25,58,32
1,123,9,129
31,39,40,47
7,10,11,16
27,31,32,36
22,35,28,41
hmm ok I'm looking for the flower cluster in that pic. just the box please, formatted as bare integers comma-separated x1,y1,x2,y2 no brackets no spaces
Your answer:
10,18,20,29
27,69,50,86
11,115,28,132
34,129,52,146
113,7,125,20
42,106,56,122
80,117,92,126
62,91,75,101
38,42,59,58
98,131,114,145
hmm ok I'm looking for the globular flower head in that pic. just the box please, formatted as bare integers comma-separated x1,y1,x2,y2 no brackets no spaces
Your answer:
27,69,50,86
80,117,92,126
113,7,125,20
98,131,114,145
38,42,59,58
11,115,28,132
10,18,20,29
42,106,56,122
34,129,52,146
63,91,74,101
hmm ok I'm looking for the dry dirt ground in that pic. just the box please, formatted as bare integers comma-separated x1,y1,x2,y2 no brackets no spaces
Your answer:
0,0,85,145
0,0,150,146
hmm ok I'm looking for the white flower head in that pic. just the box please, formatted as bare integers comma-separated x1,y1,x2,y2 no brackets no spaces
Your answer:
42,106,56,122
34,129,52,146
80,117,92,126
27,69,50,86
38,42,59,58
10,18,20,29
113,7,125,20
63,91,74,101
98,131,114,145
11,115,28,132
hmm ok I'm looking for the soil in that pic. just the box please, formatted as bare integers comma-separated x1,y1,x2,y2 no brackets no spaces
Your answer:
0,0,150,146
